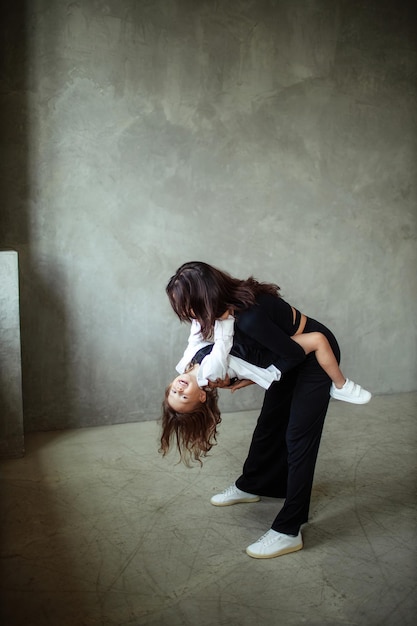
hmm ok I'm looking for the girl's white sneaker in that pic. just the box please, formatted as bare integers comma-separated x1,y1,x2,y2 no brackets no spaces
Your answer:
330,379,372,404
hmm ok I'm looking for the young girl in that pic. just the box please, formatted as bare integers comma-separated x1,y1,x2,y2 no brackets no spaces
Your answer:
161,313,371,464
173,313,370,404
161,315,282,466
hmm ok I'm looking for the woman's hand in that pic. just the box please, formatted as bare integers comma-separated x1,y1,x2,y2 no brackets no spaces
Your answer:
219,309,234,320
207,375,231,389
228,379,255,393
207,376,255,393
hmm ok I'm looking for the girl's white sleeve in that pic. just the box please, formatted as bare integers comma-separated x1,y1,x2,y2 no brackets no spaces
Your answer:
197,317,234,386
175,320,211,373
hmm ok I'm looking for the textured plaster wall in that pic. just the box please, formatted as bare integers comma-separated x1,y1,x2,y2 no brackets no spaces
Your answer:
0,251,24,457
0,0,416,431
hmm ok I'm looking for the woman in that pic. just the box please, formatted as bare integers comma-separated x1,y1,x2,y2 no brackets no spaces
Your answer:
165,261,367,559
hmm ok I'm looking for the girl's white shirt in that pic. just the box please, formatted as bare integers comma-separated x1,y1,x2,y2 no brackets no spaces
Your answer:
175,317,281,390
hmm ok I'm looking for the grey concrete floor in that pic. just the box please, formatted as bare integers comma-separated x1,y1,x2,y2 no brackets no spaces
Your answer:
0,392,416,626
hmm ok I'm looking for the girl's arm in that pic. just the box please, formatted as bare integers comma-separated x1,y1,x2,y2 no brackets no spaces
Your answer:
175,319,211,373
197,316,235,386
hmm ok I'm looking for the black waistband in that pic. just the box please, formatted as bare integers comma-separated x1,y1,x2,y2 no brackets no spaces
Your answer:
293,308,301,332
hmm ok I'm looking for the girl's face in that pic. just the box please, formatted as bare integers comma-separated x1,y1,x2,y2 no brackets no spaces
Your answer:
168,372,207,413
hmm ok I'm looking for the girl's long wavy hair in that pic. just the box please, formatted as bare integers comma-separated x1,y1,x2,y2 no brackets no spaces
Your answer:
166,261,280,339
159,383,222,466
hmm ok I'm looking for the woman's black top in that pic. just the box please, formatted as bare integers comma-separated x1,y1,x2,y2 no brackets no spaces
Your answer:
192,293,307,375
233,293,306,374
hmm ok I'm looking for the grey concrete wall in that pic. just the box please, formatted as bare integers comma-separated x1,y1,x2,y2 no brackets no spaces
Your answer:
0,251,24,457
0,0,416,431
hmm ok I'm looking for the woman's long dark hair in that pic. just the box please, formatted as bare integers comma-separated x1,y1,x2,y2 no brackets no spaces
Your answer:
159,384,221,466
166,261,280,339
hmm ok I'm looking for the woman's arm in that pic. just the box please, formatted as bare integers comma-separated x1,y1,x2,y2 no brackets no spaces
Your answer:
229,379,255,393
207,377,255,392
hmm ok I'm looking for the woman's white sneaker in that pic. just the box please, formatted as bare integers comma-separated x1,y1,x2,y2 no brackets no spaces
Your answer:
330,379,372,404
246,529,303,559
210,484,260,506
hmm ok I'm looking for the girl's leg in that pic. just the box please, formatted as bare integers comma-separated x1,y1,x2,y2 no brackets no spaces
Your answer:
292,332,346,388
293,332,372,404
